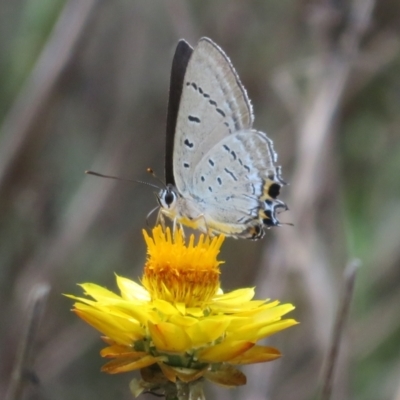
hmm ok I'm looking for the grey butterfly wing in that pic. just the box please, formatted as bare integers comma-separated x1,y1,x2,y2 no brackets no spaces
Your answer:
192,130,282,234
165,40,193,186
173,37,253,194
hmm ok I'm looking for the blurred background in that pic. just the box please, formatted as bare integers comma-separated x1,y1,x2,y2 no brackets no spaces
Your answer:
1,1,400,399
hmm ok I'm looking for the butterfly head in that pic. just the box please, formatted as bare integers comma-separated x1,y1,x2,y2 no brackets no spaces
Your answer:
157,184,209,232
158,184,179,213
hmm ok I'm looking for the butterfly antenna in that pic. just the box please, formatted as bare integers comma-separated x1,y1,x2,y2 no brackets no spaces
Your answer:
146,205,160,227
146,168,167,189
85,170,160,190
279,222,294,227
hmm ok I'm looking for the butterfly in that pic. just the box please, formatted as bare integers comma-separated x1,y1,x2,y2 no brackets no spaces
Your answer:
157,37,287,240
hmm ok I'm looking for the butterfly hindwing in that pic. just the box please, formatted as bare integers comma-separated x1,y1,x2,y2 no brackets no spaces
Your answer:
192,129,276,210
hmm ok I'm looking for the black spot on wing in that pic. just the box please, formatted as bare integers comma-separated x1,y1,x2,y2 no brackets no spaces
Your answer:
223,144,230,152
188,115,201,123
264,209,272,219
217,177,222,185
224,122,232,133
208,159,215,167
183,162,190,168
216,108,226,117
224,168,238,181
187,80,229,125
184,138,194,148
263,218,275,227
201,176,205,182
231,151,236,160
268,183,281,199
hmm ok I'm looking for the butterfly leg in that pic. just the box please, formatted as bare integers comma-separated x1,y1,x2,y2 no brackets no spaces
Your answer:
157,210,167,231
179,222,186,239
170,218,186,240
190,213,214,237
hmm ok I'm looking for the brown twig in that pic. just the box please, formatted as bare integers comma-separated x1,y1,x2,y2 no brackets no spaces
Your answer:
319,259,360,400
250,1,376,398
12,19,151,380
5,284,50,400
276,0,375,352
0,0,100,192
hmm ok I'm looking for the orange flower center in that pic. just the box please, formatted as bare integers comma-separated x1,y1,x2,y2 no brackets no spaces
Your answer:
141,226,224,307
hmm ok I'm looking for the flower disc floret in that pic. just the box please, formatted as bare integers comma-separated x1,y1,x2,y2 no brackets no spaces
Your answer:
142,226,223,307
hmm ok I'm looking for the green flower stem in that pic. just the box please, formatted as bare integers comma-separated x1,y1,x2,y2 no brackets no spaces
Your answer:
165,380,205,400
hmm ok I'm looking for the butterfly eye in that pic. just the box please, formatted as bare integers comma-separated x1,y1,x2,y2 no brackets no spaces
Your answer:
164,190,176,206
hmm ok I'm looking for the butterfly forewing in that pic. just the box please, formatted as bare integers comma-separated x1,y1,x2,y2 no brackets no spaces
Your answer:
173,37,253,193
165,40,193,186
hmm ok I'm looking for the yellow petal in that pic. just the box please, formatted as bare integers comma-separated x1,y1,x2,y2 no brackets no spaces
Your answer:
228,304,295,334
116,275,150,302
213,288,255,303
175,302,186,314
168,314,198,327
100,345,147,359
67,293,155,326
102,355,158,373
211,301,267,314
252,304,295,321
148,321,192,353
101,336,116,345
74,305,143,346
198,341,254,363
227,303,294,328
231,300,281,317
204,365,246,387
232,318,298,341
224,315,252,332
186,317,231,346
113,303,159,326
152,299,180,315
157,362,177,383
65,294,99,307
255,319,299,340
229,345,281,364
79,283,122,301
186,307,205,318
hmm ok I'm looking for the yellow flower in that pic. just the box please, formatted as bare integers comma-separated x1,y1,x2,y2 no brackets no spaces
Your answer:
67,226,297,396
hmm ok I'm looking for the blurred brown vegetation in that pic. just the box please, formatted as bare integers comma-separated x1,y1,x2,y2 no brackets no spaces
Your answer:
1,1,400,400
